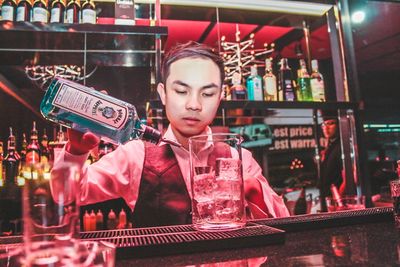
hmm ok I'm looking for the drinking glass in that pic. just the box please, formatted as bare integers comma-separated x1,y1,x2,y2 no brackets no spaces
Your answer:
189,133,246,231
22,162,81,255
325,195,366,212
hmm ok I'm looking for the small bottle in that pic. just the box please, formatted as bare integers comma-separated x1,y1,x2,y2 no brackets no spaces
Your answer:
49,0,65,23
26,121,41,164
19,133,28,164
310,59,326,102
294,186,307,215
40,78,180,146
40,128,50,163
297,59,313,102
83,210,90,231
263,58,277,101
246,65,263,101
95,209,103,230
230,71,247,100
3,127,20,185
1,0,17,21
31,0,48,22
16,0,32,22
107,209,117,230
278,58,296,101
89,210,96,231
117,209,127,229
80,0,95,24
65,0,80,23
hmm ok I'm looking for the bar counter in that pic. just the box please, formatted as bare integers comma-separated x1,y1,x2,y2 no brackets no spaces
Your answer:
0,207,397,266
118,215,398,266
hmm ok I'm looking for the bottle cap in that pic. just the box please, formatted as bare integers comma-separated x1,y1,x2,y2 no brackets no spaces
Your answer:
311,59,318,70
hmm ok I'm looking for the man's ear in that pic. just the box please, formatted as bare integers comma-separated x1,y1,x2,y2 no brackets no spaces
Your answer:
157,83,166,105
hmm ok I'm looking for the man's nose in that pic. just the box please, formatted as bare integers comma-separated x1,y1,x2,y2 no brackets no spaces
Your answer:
186,94,201,110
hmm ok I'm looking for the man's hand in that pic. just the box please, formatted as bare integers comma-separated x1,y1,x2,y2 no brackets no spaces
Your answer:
66,129,100,155
244,178,268,214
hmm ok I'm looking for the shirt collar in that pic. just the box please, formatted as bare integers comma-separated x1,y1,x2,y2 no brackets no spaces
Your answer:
160,125,213,148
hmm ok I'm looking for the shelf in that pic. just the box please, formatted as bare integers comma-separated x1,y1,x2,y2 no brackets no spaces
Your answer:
149,100,359,111
0,21,168,66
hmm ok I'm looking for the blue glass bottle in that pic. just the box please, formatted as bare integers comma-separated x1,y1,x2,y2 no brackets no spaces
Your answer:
246,65,263,101
40,78,177,146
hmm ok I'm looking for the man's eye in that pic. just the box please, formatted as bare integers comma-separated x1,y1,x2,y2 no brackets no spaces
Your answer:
202,92,215,97
175,90,187,95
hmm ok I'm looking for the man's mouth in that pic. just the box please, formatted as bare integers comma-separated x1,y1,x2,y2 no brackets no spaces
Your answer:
182,117,200,125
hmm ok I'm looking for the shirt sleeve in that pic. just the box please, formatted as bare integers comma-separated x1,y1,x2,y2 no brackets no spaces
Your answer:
54,141,145,211
241,148,290,218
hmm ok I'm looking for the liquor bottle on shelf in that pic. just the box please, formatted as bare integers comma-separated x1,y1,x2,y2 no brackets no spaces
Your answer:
1,128,22,236
40,128,50,163
89,210,96,231
31,0,48,22
263,58,277,101
107,209,117,230
3,127,20,185
16,0,32,22
117,209,127,229
40,77,180,146
297,59,313,101
1,0,17,21
26,121,41,164
83,210,90,231
65,0,80,23
81,0,95,24
246,64,263,101
48,125,67,161
19,133,28,167
95,209,103,230
294,186,307,215
49,0,65,23
230,71,247,100
278,58,296,101
310,59,326,102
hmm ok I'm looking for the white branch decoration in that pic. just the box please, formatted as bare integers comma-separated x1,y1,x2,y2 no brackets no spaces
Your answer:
220,24,274,81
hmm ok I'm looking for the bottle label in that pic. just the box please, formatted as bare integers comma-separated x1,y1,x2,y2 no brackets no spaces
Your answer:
50,7,61,23
310,78,325,102
32,7,48,22
52,81,129,130
264,76,277,98
16,6,26,21
253,78,263,101
1,6,14,21
82,9,96,24
66,8,75,23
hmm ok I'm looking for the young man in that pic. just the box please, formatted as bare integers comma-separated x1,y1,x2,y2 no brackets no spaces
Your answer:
56,42,289,227
319,112,344,212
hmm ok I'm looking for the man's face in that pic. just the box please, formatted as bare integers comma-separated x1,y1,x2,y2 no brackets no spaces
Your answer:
322,119,338,139
157,57,223,138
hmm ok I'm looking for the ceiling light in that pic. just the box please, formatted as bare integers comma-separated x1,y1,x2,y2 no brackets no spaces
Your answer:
351,10,365,23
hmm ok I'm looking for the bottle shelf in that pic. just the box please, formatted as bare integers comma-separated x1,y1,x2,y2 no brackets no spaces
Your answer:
0,21,168,66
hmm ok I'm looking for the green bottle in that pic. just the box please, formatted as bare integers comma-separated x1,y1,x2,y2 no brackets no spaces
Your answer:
297,59,313,101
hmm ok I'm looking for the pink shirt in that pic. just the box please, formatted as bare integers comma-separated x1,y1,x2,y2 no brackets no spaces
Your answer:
55,125,289,218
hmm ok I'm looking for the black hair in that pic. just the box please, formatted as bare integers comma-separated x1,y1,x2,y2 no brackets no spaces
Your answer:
161,41,225,87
